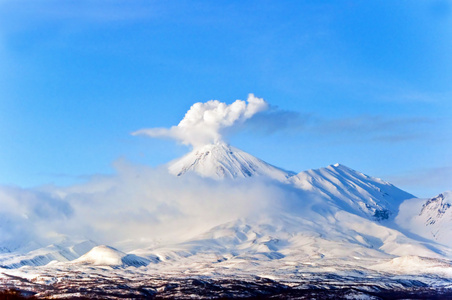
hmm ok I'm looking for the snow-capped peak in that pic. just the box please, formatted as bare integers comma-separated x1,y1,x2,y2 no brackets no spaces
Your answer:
168,142,295,180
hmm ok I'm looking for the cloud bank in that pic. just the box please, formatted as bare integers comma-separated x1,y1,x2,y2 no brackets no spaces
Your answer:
132,94,268,147
0,161,301,252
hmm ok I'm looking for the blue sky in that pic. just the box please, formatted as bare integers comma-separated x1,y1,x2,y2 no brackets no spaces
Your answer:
0,0,451,197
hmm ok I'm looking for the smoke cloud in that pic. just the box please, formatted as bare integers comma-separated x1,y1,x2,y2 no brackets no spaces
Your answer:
132,94,268,147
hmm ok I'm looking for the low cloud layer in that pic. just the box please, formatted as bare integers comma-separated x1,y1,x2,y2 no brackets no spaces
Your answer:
132,94,269,147
0,160,302,251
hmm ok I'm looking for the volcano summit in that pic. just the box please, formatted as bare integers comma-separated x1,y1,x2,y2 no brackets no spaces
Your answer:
168,142,295,180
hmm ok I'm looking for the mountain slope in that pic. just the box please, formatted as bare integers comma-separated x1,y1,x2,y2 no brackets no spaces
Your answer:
289,163,415,220
132,210,450,277
168,142,295,180
397,191,452,247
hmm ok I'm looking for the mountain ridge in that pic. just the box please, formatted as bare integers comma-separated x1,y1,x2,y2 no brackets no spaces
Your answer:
2,141,449,288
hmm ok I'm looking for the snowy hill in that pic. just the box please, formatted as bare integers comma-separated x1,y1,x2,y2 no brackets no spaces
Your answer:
74,245,150,267
168,142,295,180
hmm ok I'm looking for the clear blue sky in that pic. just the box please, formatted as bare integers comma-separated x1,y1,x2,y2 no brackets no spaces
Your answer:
0,0,451,197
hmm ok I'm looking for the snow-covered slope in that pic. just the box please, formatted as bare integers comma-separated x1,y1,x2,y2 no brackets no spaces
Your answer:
168,142,295,180
289,163,415,220
135,206,449,266
0,240,96,269
397,191,452,247
371,255,452,277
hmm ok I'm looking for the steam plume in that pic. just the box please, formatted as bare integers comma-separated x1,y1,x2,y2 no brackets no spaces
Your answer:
132,94,268,147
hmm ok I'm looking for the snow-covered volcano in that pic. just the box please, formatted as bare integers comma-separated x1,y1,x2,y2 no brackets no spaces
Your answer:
168,142,295,180
1,142,451,299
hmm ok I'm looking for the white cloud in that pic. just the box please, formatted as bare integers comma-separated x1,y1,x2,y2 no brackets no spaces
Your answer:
0,160,296,251
132,94,268,147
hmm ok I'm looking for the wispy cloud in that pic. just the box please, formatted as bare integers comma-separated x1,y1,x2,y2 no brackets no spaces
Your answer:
311,115,434,144
387,166,452,198
318,115,431,133
378,90,452,104
239,108,311,135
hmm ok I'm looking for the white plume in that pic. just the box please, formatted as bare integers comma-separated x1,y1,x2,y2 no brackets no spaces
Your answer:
132,94,268,147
